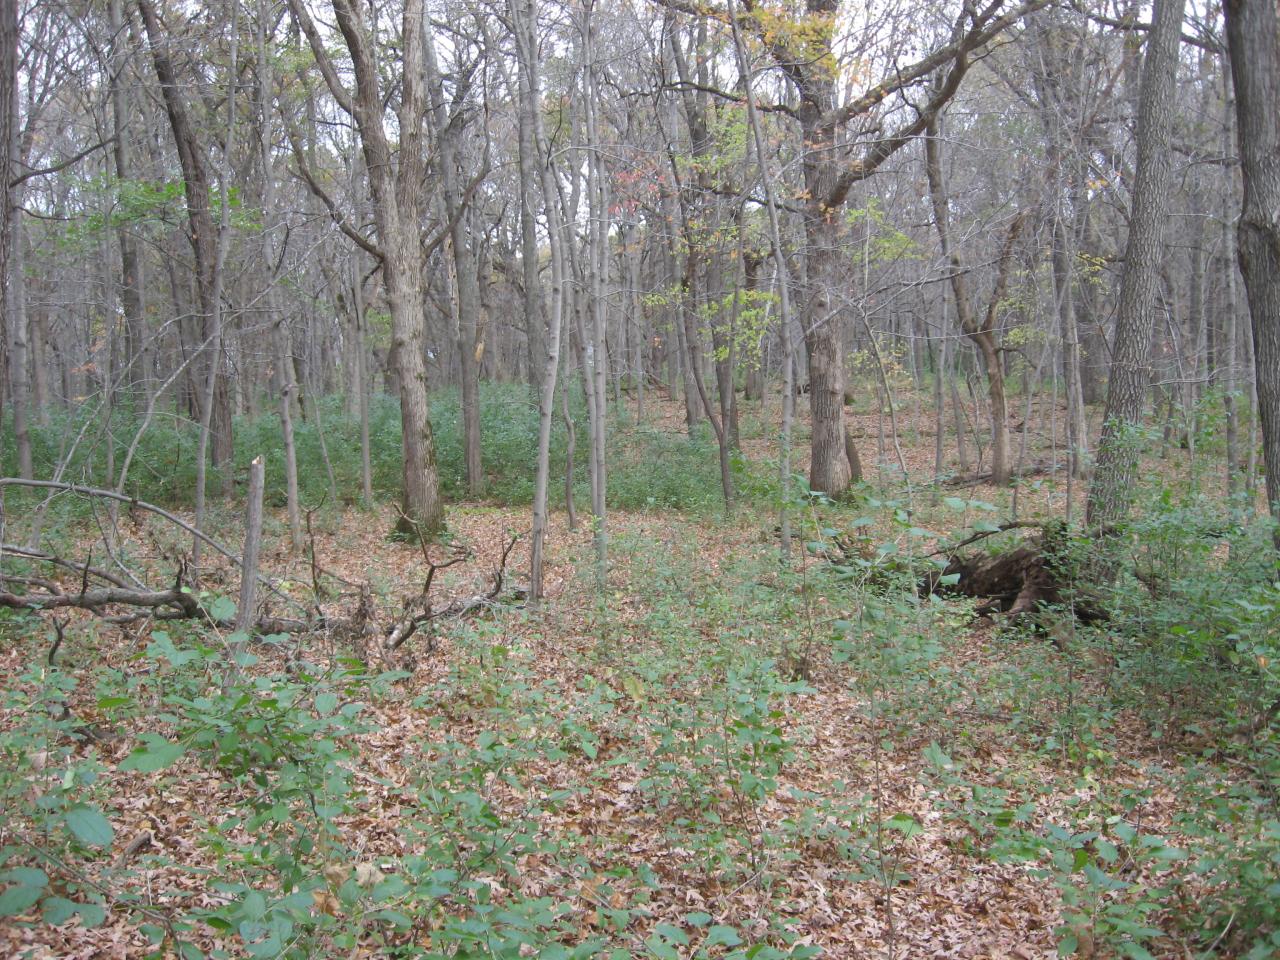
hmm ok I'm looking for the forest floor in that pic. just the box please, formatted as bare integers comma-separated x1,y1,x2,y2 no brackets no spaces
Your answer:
0,394,1252,959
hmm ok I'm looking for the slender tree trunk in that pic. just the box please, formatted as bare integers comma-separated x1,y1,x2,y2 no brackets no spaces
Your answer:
424,38,483,498
6,186,32,479
138,0,234,519
110,0,146,402
255,0,302,551
924,122,1021,486
352,257,374,505
515,0,567,602
730,0,797,554
0,0,16,435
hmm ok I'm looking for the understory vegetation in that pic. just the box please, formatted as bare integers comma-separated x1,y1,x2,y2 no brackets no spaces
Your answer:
1,388,1277,960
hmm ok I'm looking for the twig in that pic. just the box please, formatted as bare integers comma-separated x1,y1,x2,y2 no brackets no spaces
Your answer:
929,520,1045,557
47,617,68,667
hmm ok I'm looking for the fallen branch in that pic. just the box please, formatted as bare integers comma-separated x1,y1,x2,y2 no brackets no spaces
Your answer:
942,461,1054,488
1,477,307,617
381,531,523,658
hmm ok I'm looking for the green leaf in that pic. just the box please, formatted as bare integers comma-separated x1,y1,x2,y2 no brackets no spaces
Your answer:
885,814,922,838
1119,943,1157,960
0,884,45,916
685,912,713,927
654,923,689,945
645,935,680,959
208,596,237,622
241,890,267,921
65,804,114,847
119,735,186,773
707,925,743,947
972,520,1002,533
314,692,338,715
922,742,955,771
42,897,106,927
938,573,961,586
146,632,199,668
2,868,48,888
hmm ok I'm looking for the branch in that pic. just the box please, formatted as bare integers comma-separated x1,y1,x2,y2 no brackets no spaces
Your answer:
1066,0,1223,54
1,479,240,562
662,79,797,118
10,137,117,188
284,118,383,260
930,520,1045,557
1,543,130,588
281,0,356,116
821,0,1051,134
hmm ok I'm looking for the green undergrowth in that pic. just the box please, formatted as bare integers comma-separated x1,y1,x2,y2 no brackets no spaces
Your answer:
1,385,772,525
1,469,1277,958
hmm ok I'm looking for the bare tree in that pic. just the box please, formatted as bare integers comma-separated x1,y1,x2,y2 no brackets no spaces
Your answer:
286,0,445,533
924,118,1025,486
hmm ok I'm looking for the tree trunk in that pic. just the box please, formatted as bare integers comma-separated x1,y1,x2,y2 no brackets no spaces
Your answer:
1086,0,1186,530
6,187,32,479
137,0,234,504
802,213,858,496
424,38,484,498
514,0,567,602
1225,0,1280,526
287,0,444,533
110,0,146,403
924,122,1021,486
0,0,16,435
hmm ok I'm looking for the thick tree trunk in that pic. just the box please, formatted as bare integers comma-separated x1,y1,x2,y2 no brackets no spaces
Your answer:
1086,0,1186,530
1225,0,1280,525
802,209,858,496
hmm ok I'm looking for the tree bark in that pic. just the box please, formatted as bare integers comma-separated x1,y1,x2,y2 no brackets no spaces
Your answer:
1224,0,1280,526
1086,0,1187,530
424,38,484,498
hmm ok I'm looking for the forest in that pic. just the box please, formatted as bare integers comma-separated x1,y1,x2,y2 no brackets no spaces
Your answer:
0,0,1278,956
